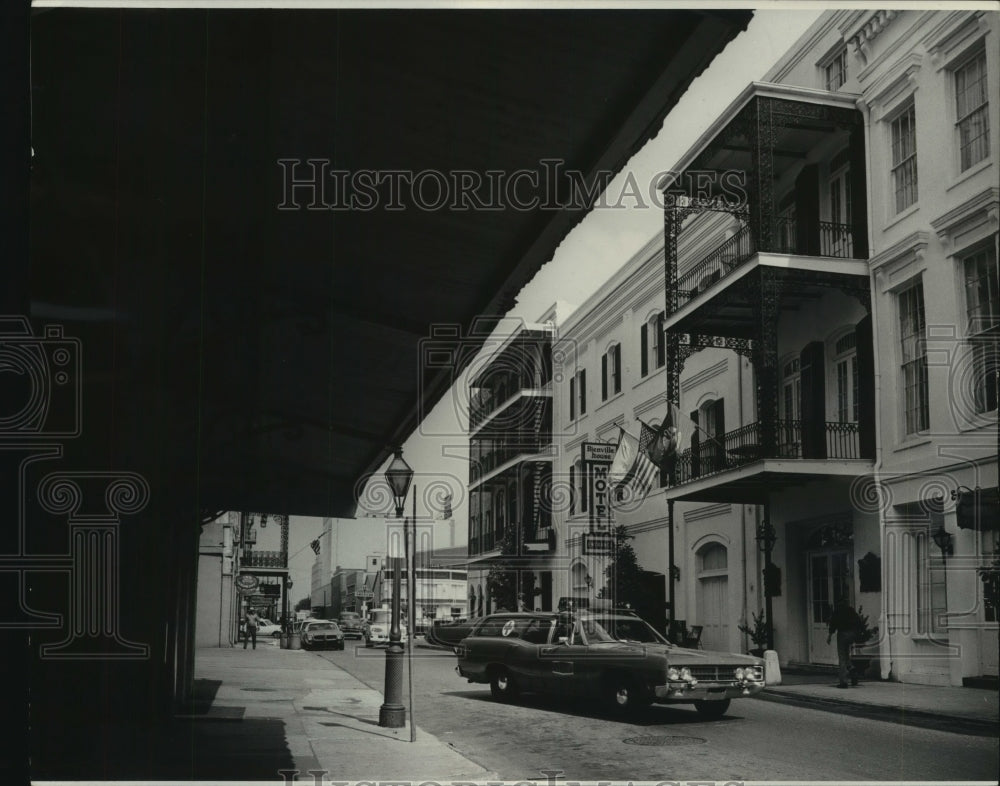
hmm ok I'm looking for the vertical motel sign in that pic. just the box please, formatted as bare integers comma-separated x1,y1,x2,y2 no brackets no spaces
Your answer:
582,442,615,555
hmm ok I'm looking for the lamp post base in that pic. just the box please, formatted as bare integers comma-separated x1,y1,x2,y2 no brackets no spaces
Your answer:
378,640,406,728
379,704,406,728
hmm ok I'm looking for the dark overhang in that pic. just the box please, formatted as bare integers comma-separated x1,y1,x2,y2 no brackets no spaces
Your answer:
26,7,752,518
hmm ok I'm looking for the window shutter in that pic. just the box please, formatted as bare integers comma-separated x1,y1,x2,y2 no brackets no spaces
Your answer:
613,345,621,393
580,370,586,414
799,341,827,458
656,312,666,367
601,354,608,401
569,466,576,514
855,314,875,458
569,376,575,420
712,398,726,439
690,409,701,477
640,324,648,376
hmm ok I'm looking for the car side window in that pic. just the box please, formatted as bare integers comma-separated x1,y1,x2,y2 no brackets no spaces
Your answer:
474,616,506,637
521,618,552,644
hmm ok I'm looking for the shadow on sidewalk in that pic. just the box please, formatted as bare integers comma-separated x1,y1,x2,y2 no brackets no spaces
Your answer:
32,716,297,781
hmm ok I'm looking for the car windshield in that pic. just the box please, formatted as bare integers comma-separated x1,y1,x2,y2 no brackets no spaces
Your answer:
309,623,338,631
581,616,669,644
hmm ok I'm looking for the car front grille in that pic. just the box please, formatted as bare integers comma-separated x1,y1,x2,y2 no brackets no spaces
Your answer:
688,666,733,682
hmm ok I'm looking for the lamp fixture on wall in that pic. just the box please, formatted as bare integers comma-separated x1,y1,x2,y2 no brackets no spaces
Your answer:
932,526,953,558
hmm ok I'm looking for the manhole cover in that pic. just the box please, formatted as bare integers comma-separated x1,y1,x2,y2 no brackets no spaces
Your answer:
622,735,707,746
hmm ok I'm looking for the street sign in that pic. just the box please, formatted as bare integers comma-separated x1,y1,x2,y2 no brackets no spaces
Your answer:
355,590,374,600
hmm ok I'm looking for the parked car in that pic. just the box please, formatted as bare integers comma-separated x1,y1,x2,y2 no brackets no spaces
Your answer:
301,619,346,650
257,618,283,638
364,608,408,647
338,611,364,639
455,610,764,718
425,616,483,652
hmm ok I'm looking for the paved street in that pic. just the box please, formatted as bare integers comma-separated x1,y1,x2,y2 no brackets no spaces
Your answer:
311,641,998,782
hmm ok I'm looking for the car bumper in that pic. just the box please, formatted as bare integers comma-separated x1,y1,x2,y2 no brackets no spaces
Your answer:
653,680,764,701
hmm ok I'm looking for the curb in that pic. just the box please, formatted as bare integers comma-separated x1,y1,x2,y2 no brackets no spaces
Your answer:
757,688,999,737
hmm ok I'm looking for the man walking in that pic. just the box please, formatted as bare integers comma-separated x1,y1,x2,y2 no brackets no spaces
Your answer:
827,597,862,688
244,608,259,650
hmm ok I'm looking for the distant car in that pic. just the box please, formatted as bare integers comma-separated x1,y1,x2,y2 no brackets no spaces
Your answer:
256,618,283,638
364,608,408,647
455,610,764,718
301,620,346,650
338,612,364,639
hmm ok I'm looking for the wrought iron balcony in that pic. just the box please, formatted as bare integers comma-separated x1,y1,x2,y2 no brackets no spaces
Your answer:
241,549,288,568
669,419,865,485
469,438,550,483
675,220,859,311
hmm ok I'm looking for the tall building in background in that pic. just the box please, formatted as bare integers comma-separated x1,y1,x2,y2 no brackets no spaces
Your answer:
466,317,559,616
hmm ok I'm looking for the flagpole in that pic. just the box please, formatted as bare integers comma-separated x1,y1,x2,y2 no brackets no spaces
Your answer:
668,498,675,639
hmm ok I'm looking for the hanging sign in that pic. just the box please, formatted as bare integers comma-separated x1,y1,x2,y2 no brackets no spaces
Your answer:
235,574,259,592
582,442,615,530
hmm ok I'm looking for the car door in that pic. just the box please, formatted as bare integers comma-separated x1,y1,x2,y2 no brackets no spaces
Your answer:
538,619,591,696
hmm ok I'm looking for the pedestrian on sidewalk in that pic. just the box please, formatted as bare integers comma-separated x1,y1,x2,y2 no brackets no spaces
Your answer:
827,597,862,688
244,608,259,650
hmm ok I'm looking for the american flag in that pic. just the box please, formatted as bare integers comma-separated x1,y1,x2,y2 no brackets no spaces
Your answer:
611,421,660,507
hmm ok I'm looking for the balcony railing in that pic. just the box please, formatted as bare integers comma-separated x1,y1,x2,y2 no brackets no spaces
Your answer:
469,382,550,430
241,550,287,568
773,218,855,259
675,220,858,310
677,225,756,305
470,439,548,483
669,419,864,485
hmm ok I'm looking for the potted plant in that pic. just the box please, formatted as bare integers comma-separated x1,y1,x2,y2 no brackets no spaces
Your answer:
850,605,879,677
738,609,772,657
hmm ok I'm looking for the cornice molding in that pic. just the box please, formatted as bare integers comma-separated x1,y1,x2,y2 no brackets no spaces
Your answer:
930,187,1000,254
871,230,930,294
845,10,900,67
684,503,733,523
925,11,989,70
866,51,922,121
680,358,729,394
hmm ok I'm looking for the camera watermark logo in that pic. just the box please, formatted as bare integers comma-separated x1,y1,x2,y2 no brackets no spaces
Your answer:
0,316,81,439
0,316,151,659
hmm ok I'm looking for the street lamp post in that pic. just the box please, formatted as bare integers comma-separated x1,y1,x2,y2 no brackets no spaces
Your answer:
756,518,777,651
380,448,413,729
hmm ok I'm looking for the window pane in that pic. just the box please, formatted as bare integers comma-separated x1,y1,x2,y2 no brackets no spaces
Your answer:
899,283,929,433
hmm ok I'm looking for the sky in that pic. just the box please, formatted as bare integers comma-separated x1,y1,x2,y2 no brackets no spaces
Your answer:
285,7,824,594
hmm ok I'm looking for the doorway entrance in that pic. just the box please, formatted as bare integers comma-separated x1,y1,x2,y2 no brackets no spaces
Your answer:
807,550,851,664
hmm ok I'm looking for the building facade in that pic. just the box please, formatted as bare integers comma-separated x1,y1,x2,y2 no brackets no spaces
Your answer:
466,318,559,616
467,9,997,686
653,8,996,685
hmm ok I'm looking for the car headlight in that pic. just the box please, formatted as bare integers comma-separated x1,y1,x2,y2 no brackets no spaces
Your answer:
667,667,681,680
680,667,693,681
734,667,745,679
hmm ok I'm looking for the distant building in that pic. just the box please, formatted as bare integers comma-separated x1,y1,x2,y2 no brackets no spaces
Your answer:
370,545,470,630
308,516,387,618
465,315,560,616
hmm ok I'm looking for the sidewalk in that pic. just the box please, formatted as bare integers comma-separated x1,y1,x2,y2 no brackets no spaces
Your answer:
186,641,498,782
758,666,999,736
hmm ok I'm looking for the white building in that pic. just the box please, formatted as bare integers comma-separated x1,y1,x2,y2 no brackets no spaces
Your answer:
477,8,997,686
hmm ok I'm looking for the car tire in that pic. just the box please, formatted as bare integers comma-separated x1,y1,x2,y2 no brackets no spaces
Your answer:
489,668,519,702
272,631,282,638
604,674,650,715
693,699,731,719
